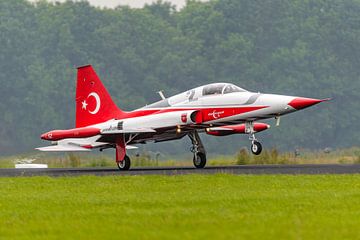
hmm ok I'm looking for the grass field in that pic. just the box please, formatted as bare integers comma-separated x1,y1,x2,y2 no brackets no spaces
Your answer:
0,174,360,239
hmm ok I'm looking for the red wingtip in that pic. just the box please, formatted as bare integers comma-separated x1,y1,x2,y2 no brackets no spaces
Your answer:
40,133,47,140
288,97,325,110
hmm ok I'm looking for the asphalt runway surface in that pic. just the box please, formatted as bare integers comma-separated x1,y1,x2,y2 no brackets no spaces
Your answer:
0,164,360,177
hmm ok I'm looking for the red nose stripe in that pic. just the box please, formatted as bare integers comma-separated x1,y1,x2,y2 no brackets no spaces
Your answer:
288,97,323,110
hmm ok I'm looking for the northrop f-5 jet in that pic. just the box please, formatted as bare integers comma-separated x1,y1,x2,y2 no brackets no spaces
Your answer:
37,65,329,170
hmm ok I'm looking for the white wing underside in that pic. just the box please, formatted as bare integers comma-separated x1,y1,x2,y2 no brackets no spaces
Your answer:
36,144,91,152
36,144,138,152
36,135,138,152
101,128,156,134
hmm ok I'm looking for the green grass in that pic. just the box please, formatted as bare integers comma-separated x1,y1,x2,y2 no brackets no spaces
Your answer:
1,175,360,239
1,147,359,168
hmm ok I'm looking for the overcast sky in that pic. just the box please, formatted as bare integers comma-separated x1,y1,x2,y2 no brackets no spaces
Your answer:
29,0,208,9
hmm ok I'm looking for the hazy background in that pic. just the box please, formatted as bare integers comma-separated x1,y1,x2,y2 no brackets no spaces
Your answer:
0,0,359,156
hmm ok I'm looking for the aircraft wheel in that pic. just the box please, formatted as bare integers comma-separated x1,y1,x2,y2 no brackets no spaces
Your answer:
117,155,131,170
193,152,206,168
251,141,262,155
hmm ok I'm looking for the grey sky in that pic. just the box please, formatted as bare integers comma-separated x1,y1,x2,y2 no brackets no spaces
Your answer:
29,0,208,9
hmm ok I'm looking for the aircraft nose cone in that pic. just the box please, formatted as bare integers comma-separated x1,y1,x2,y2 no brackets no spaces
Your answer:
288,97,324,110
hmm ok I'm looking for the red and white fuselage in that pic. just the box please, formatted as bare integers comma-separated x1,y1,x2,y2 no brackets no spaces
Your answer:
37,65,329,169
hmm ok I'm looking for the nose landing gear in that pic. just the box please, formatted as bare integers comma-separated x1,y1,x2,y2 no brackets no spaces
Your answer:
189,131,207,168
250,140,262,155
246,121,263,155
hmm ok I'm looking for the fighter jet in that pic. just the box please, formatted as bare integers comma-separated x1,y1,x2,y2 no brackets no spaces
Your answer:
37,65,329,170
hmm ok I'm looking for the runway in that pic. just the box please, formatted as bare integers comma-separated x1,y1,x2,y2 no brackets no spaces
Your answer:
0,164,360,177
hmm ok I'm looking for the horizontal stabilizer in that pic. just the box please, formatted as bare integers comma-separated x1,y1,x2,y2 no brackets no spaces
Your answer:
36,145,91,152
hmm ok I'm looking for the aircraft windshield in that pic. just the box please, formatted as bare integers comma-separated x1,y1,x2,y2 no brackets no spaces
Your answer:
202,84,225,95
202,83,246,96
223,84,246,94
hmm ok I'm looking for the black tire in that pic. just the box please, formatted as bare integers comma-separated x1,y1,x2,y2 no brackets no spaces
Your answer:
117,155,131,170
193,152,206,168
251,141,262,155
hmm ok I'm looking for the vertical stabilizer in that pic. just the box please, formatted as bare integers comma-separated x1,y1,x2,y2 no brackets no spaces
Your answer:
76,65,125,128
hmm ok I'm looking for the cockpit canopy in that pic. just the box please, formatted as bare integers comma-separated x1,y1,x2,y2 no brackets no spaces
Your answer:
202,83,247,96
142,83,248,109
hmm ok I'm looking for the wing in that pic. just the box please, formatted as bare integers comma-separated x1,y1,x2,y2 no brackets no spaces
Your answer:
36,134,139,152
36,143,138,152
36,144,91,152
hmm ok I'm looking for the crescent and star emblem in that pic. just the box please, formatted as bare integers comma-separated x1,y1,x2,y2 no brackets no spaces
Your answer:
81,92,101,114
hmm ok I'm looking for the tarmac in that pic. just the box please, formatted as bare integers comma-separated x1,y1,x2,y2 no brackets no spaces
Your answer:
0,164,360,177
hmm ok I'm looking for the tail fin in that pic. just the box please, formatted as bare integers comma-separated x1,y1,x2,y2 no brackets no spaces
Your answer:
76,65,125,128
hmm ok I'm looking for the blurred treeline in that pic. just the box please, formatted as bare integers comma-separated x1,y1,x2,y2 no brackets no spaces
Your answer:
0,0,359,155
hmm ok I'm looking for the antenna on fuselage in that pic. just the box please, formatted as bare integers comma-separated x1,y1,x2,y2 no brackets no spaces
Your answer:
157,90,166,100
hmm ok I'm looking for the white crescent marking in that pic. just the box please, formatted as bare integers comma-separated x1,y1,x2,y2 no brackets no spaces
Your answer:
211,110,219,119
88,92,101,114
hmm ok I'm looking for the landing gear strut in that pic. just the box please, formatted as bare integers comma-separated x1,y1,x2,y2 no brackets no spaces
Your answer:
115,135,131,171
189,131,207,168
246,121,263,155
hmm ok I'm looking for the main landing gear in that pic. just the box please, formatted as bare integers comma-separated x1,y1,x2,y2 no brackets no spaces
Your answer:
246,121,263,155
115,135,132,171
189,131,207,168
117,155,131,170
